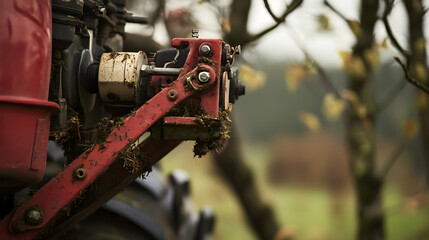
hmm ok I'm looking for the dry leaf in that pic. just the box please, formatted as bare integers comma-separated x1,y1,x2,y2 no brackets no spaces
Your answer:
238,64,266,91
357,104,367,118
299,112,321,132
341,89,359,106
221,18,231,33
317,14,331,31
364,46,380,69
379,38,388,49
414,62,428,81
339,51,366,77
347,20,362,37
417,91,428,109
402,120,419,141
285,65,309,92
414,37,426,53
323,93,346,121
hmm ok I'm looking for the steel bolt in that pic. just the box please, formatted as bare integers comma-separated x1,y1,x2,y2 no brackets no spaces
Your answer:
25,208,44,225
192,29,199,38
198,72,211,83
200,44,211,55
167,89,178,101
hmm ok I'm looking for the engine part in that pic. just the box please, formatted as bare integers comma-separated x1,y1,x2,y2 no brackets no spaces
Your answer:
52,0,84,50
98,51,148,105
229,67,245,104
0,0,60,194
0,32,243,239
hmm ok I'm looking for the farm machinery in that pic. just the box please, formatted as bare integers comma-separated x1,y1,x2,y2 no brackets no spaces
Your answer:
0,0,244,239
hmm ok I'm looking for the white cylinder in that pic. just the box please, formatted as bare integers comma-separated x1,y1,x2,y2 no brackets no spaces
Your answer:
98,51,147,105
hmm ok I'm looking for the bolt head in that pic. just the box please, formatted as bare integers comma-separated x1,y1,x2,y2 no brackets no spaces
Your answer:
25,208,43,225
200,44,211,55
167,89,178,101
198,72,211,83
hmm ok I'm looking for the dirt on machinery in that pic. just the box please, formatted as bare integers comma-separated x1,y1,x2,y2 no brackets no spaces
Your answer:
192,110,231,158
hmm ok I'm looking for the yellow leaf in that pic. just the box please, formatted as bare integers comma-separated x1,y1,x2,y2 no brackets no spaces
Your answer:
414,62,428,81
354,159,367,177
414,37,426,53
402,120,419,141
285,65,308,92
339,51,366,77
221,18,231,33
341,89,359,106
323,93,346,121
317,14,331,31
364,46,380,69
417,91,428,109
357,104,367,118
238,64,266,91
347,20,362,37
299,112,320,132
379,38,389,49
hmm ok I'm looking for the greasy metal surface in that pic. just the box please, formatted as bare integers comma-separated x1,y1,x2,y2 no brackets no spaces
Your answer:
0,64,214,239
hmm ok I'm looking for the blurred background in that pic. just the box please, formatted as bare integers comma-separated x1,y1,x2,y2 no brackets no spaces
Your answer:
126,0,429,239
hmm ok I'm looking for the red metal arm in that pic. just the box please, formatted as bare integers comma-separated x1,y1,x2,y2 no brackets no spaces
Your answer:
0,64,216,239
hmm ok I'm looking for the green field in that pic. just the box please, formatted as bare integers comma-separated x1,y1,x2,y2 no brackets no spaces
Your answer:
160,142,429,240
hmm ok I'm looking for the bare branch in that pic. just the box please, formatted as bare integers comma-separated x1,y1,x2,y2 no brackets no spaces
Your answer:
395,56,429,93
263,0,282,23
245,0,303,45
380,139,407,179
323,0,349,22
375,73,407,113
382,0,409,58
287,27,343,100
310,56,343,100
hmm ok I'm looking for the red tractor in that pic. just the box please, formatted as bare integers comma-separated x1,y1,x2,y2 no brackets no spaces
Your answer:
0,0,244,239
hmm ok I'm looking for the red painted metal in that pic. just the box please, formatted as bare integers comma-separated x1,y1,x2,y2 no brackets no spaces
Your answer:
0,0,60,194
172,39,221,117
0,37,224,239
164,116,198,125
150,38,223,118
0,65,217,240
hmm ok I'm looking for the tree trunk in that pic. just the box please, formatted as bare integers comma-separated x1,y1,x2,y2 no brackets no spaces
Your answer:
345,0,383,239
213,123,288,240
404,0,429,181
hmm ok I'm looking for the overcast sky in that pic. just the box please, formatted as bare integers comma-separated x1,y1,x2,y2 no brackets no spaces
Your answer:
127,0,429,68
245,0,412,67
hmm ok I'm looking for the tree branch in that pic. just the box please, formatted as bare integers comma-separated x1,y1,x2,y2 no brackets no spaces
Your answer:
394,56,429,93
287,27,343,100
381,0,409,58
380,139,407,179
263,0,282,23
375,73,407,113
323,0,349,22
244,0,303,45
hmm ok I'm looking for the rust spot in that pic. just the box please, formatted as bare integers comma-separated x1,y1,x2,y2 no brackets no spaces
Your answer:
121,53,130,62
106,92,120,102
109,52,119,59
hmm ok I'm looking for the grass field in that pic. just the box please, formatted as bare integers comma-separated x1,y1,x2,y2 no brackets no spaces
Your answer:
160,142,429,240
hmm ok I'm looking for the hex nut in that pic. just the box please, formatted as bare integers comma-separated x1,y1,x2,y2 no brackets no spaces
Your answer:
25,208,44,225
200,44,211,55
198,72,211,83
